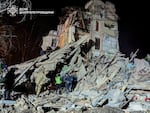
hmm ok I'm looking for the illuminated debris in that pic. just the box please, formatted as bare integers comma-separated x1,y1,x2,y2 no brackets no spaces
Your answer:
0,0,150,113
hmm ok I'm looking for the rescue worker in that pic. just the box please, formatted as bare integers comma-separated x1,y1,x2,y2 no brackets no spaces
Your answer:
60,64,69,76
55,74,62,94
3,68,16,100
63,72,74,93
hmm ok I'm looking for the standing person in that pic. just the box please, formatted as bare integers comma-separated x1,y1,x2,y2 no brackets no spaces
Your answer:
3,68,16,100
63,72,73,94
55,74,62,94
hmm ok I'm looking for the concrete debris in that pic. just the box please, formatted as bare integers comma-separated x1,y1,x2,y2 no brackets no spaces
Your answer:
127,102,150,112
0,0,150,113
1,44,150,113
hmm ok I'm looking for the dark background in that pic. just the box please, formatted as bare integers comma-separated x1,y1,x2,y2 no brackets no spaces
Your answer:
30,0,149,58
1,0,149,65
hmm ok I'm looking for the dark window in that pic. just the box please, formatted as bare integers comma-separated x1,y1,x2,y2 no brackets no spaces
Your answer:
95,38,100,49
51,38,57,47
96,21,99,31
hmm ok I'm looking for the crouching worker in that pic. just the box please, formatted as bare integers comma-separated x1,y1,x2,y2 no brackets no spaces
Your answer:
3,68,16,100
55,74,62,94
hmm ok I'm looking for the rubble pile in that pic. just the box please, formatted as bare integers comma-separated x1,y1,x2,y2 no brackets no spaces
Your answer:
0,36,150,113
0,0,150,112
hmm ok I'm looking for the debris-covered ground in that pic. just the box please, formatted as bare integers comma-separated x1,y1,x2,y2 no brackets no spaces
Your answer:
0,36,150,113
0,0,150,113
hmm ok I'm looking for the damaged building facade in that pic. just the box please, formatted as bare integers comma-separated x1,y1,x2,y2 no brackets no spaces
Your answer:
87,0,119,56
2,0,150,113
41,0,119,57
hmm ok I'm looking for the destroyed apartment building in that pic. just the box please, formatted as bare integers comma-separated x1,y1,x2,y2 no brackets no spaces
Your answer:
0,0,150,113
41,0,119,57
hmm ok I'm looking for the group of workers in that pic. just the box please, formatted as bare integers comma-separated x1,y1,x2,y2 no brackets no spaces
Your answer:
0,64,77,100
55,71,77,94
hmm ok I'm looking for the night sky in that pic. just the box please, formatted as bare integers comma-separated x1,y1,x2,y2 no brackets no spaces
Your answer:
30,0,149,58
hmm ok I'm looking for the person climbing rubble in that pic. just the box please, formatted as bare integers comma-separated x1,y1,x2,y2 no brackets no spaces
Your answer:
55,73,62,94
63,71,74,93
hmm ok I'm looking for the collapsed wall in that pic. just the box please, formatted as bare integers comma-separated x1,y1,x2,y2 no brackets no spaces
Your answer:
41,0,119,57
0,0,150,113
2,35,150,113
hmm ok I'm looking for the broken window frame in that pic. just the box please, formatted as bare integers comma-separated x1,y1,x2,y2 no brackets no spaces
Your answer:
95,37,100,49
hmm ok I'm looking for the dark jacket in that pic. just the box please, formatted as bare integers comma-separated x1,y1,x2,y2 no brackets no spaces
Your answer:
63,74,73,84
4,68,16,90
